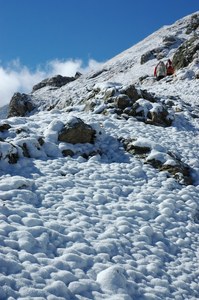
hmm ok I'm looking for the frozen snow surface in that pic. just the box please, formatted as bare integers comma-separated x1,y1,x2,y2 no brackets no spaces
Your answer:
0,12,199,300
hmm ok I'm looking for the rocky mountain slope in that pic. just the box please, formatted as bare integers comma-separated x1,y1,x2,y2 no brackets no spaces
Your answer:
7,11,199,116
0,11,199,300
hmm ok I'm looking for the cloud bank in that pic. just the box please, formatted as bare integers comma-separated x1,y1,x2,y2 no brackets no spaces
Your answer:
0,58,103,107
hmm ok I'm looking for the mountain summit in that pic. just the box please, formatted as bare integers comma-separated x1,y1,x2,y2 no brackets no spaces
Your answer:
0,12,199,300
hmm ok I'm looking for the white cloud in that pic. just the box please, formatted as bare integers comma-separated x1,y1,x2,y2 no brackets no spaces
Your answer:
0,58,104,107
47,58,83,77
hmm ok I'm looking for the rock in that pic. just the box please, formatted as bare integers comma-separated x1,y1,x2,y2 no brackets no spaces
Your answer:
0,124,11,132
185,14,199,34
58,117,96,144
148,152,193,185
121,138,193,185
120,137,150,156
8,93,35,118
122,84,141,101
0,141,19,164
147,106,173,127
126,99,174,127
62,149,74,157
140,49,156,64
115,94,131,109
32,75,76,92
74,71,82,79
162,35,181,47
140,89,157,103
20,143,30,158
172,36,199,70
140,47,167,64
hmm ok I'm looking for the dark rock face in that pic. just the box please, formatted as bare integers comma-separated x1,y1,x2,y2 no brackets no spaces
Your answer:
58,117,96,144
32,75,76,92
8,93,35,118
172,36,199,70
185,14,199,34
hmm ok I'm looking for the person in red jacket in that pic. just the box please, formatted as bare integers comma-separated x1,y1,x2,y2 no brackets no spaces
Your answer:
166,59,174,76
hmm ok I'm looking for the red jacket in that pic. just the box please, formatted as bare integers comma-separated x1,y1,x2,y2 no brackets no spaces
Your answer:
166,60,174,75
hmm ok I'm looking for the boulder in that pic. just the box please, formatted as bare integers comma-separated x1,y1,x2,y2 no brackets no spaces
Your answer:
115,94,131,109
58,117,96,144
0,124,11,132
8,93,35,118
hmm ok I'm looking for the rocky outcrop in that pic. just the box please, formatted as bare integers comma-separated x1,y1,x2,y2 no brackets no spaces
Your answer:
32,75,76,92
84,84,174,127
58,117,96,144
185,14,199,34
125,99,174,127
140,35,182,65
172,36,199,70
0,117,98,163
7,93,35,118
120,137,193,185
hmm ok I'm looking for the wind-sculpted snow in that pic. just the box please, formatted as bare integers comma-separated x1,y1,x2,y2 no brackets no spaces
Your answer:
0,105,199,299
0,11,199,300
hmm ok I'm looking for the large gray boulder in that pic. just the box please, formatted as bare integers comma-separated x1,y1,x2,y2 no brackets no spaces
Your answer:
8,93,35,118
58,117,96,144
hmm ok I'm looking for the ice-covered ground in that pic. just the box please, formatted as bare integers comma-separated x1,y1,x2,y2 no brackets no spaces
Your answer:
0,11,199,300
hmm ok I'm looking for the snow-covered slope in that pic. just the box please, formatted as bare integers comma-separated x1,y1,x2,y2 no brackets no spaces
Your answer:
0,12,199,300
23,11,199,112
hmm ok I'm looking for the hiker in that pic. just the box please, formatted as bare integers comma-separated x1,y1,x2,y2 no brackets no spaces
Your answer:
166,59,174,76
154,61,167,81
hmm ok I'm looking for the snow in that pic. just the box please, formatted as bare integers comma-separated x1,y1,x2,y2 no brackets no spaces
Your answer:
0,11,199,300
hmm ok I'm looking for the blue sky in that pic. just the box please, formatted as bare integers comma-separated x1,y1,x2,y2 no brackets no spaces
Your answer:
0,0,198,68
0,0,198,106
